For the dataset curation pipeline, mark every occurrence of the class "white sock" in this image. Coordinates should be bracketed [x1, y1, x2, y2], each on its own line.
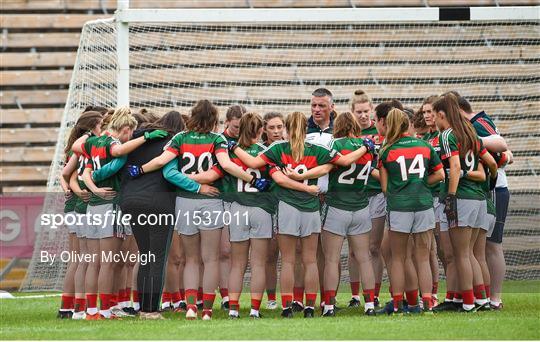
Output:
[161, 301, 170, 309]
[490, 299, 501, 306]
[172, 301, 181, 309]
[133, 302, 140, 311]
[475, 298, 488, 305]
[99, 309, 111, 318]
[222, 296, 229, 303]
[323, 304, 334, 313]
[250, 309, 259, 316]
[352, 295, 360, 300]
[463, 303, 475, 311]
[120, 301, 130, 308]
[365, 302, 374, 311]
[229, 309, 239, 317]
[87, 307, 98, 315]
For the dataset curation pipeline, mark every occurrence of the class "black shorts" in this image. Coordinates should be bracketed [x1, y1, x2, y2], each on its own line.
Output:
[487, 187, 510, 244]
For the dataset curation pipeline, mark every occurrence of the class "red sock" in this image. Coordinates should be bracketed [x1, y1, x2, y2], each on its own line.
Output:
[350, 281, 360, 297]
[162, 291, 172, 304]
[392, 293, 404, 311]
[422, 295, 433, 310]
[202, 293, 216, 310]
[86, 294, 98, 309]
[293, 287, 304, 303]
[229, 299, 239, 311]
[281, 294, 293, 309]
[432, 282, 439, 295]
[446, 291, 455, 301]
[219, 288, 229, 299]
[406, 289, 419, 306]
[267, 289, 276, 301]
[110, 294, 118, 307]
[462, 289, 474, 305]
[185, 289, 198, 309]
[305, 293, 317, 308]
[251, 298, 262, 311]
[61, 295, 74, 310]
[197, 287, 203, 302]
[362, 289, 374, 303]
[374, 282, 381, 298]
[99, 293, 112, 310]
[172, 291, 182, 304]
[325, 290, 336, 306]
[179, 289, 185, 301]
[118, 289, 127, 303]
[485, 285, 491, 299]
[473, 284, 487, 300]
[74, 297, 86, 312]
[132, 290, 139, 303]
[454, 292, 462, 301]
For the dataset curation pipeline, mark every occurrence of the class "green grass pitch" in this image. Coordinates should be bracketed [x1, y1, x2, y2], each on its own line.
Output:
[1, 281, 539, 340]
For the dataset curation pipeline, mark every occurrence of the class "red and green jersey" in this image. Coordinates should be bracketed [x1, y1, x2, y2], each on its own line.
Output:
[74, 152, 90, 214]
[379, 135, 443, 212]
[360, 124, 383, 195]
[439, 128, 488, 200]
[83, 134, 121, 206]
[63, 151, 77, 213]
[222, 142, 276, 214]
[165, 131, 227, 199]
[326, 137, 371, 211]
[261, 140, 339, 212]
[422, 130, 443, 197]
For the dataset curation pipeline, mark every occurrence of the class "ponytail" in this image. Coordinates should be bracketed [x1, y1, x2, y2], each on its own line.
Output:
[64, 111, 103, 158]
[286, 112, 307, 162]
[333, 112, 362, 139]
[238, 112, 263, 148]
[108, 106, 137, 132]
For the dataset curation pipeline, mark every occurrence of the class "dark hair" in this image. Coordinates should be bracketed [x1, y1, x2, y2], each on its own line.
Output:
[312, 88, 333, 102]
[65, 111, 103, 158]
[83, 105, 108, 115]
[187, 99, 219, 133]
[433, 93, 479, 158]
[403, 107, 415, 121]
[374, 99, 403, 121]
[226, 104, 247, 121]
[141, 110, 185, 135]
[412, 108, 427, 130]
[443, 90, 473, 114]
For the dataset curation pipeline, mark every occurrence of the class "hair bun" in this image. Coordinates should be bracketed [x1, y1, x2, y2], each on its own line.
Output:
[354, 89, 365, 96]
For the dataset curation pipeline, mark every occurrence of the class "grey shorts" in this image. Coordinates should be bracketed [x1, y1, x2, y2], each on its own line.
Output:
[86, 203, 125, 239]
[440, 198, 486, 231]
[229, 202, 273, 242]
[322, 205, 371, 237]
[74, 212, 87, 238]
[277, 201, 321, 237]
[433, 197, 444, 224]
[175, 197, 224, 236]
[388, 208, 435, 234]
[486, 213, 497, 238]
[65, 211, 78, 235]
[368, 192, 387, 219]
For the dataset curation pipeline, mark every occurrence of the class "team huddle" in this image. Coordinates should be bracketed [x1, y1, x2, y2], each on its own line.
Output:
[57, 87, 511, 320]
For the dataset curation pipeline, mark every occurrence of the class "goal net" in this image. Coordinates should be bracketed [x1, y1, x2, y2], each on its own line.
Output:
[21, 12, 539, 291]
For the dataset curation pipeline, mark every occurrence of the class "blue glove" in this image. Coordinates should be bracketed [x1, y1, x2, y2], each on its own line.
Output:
[362, 138, 376, 153]
[127, 165, 144, 178]
[227, 140, 238, 152]
[250, 177, 271, 192]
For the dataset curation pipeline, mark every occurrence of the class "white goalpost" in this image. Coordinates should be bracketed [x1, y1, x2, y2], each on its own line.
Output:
[21, 2, 540, 291]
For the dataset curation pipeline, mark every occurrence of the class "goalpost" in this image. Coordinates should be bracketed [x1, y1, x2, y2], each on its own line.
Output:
[21, 2, 539, 291]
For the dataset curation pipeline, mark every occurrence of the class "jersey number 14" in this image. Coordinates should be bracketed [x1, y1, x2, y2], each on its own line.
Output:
[396, 154, 426, 181]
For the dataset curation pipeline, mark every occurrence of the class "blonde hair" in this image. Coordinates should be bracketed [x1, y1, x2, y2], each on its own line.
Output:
[108, 106, 137, 132]
[238, 112, 263, 148]
[349, 89, 372, 111]
[379, 109, 409, 156]
[286, 112, 307, 162]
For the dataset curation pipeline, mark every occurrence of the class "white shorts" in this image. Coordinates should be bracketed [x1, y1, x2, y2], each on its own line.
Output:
[175, 197, 224, 236]
[86, 203, 126, 239]
[388, 208, 435, 234]
[368, 192, 387, 219]
[229, 202, 273, 242]
[433, 197, 443, 224]
[65, 211, 78, 235]
[440, 198, 486, 231]
[486, 213, 497, 237]
[322, 205, 371, 237]
[277, 201, 321, 237]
